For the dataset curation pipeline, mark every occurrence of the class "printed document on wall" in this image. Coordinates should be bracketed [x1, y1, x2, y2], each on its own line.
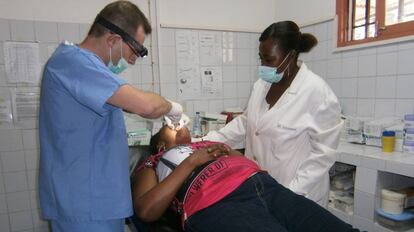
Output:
[3, 41, 41, 84]
[0, 89, 13, 123]
[177, 65, 201, 100]
[200, 66, 222, 98]
[12, 89, 40, 121]
[199, 31, 222, 66]
[176, 30, 199, 65]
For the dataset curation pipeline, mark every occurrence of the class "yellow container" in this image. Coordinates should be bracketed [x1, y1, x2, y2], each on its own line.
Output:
[382, 131, 396, 153]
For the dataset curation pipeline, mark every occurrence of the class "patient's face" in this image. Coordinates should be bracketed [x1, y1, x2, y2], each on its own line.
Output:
[159, 126, 191, 149]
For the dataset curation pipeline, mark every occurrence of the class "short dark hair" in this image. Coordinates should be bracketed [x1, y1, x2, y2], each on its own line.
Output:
[259, 21, 317, 54]
[88, 0, 152, 38]
[149, 131, 162, 155]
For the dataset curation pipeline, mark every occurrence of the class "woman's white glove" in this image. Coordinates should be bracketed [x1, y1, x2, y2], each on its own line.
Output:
[164, 100, 183, 128]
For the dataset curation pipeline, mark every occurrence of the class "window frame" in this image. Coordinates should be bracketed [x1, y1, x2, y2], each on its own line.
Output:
[337, 0, 414, 47]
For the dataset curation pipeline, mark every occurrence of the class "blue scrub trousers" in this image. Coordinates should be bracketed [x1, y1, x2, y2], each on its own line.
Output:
[184, 172, 360, 232]
[50, 218, 124, 232]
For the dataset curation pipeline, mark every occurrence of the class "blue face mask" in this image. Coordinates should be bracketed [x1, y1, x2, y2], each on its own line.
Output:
[258, 66, 283, 83]
[258, 51, 292, 83]
[108, 42, 128, 74]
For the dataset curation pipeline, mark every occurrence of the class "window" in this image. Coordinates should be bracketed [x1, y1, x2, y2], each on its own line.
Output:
[337, 0, 414, 47]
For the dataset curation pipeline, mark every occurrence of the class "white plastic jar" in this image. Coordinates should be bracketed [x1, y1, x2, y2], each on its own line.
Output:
[381, 189, 406, 215]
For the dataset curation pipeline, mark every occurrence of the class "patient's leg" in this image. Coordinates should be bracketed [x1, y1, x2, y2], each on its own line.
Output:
[255, 173, 360, 232]
[184, 173, 288, 232]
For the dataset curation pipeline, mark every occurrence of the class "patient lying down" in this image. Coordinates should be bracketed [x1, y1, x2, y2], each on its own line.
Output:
[131, 126, 359, 232]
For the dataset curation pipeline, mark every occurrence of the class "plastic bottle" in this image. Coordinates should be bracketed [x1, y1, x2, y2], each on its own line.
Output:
[192, 112, 202, 138]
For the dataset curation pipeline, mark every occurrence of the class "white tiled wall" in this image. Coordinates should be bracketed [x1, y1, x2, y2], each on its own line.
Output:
[303, 20, 414, 119]
[160, 19, 414, 120]
[0, 17, 153, 232]
[158, 28, 260, 118]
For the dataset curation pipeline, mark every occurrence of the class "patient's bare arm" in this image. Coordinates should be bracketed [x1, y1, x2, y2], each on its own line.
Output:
[132, 144, 229, 222]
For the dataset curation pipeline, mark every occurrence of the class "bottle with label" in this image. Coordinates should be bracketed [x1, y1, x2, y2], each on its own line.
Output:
[192, 112, 202, 138]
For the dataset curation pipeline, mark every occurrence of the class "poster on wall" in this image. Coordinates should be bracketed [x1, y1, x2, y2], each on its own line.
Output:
[3, 41, 41, 84]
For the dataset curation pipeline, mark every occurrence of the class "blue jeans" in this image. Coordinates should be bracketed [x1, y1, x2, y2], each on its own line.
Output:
[185, 172, 360, 232]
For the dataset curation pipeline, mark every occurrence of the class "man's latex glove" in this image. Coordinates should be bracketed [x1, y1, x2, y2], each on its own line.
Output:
[176, 113, 190, 130]
[164, 100, 183, 125]
[165, 113, 190, 130]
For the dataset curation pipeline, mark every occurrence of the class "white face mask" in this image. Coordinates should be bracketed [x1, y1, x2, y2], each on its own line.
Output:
[107, 40, 128, 74]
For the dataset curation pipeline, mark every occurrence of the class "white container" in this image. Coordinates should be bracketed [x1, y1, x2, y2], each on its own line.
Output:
[345, 116, 371, 131]
[364, 117, 400, 138]
[365, 136, 382, 147]
[381, 189, 406, 215]
[405, 128, 414, 142]
[364, 117, 401, 147]
[395, 139, 404, 152]
[403, 141, 414, 154]
[404, 114, 414, 129]
[387, 124, 405, 152]
[346, 129, 365, 144]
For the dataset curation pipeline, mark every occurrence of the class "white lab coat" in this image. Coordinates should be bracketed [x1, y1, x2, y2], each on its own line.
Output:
[204, 62, 343, 206]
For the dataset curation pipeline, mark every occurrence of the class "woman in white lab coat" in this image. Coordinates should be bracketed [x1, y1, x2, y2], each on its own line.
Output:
[204, 21, 343, 207]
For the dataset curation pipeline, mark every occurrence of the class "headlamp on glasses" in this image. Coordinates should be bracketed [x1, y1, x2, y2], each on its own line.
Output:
[96, 16, 148, 58]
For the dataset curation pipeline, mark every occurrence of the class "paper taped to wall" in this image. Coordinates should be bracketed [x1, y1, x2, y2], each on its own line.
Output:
[176, 30, 199, 65]
[13, 90, 40, 121]
[175, 30, 223, 100]
[199, 31, 222, 66]
[0, 89, 13, 123]
[4, 41, 41, 84]
[201, 66, 222, 96]
[177, 65, 201, 99]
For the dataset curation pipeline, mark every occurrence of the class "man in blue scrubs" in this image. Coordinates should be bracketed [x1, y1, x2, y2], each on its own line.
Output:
[38, 1, 185, 231]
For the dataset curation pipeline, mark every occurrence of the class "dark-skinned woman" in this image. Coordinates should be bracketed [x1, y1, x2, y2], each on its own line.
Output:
[204, 21, 343, 207]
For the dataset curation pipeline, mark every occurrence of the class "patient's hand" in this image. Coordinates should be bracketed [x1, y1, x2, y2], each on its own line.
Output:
[185, 144, 230, 168]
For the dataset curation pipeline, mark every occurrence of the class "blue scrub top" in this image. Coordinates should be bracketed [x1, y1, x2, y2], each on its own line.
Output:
[39, 42, 132, 221]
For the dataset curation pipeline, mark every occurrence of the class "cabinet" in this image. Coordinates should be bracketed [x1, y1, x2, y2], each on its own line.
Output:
[329, 141, 414, 231]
